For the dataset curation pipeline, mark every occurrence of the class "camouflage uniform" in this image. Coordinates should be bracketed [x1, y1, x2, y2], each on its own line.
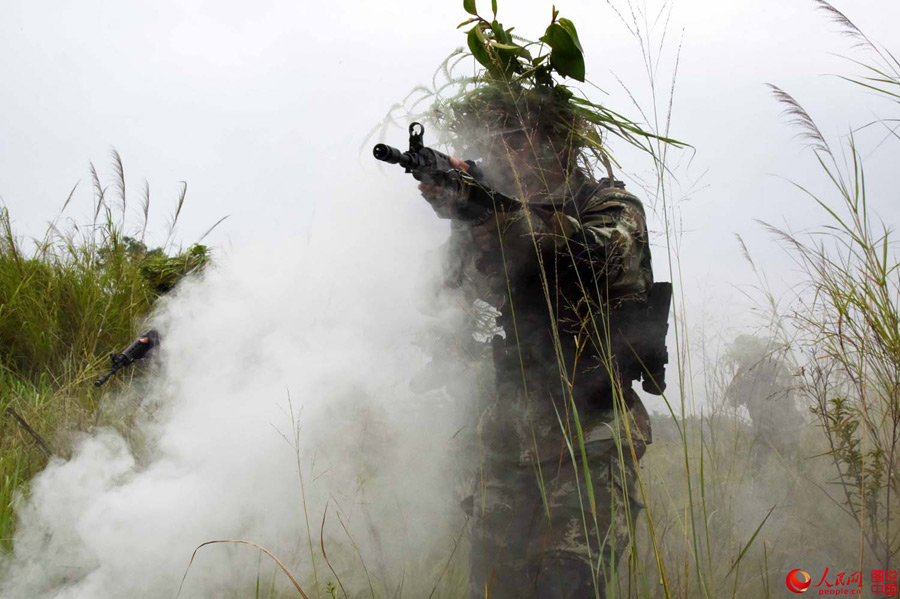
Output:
[430, 169, 654, 598]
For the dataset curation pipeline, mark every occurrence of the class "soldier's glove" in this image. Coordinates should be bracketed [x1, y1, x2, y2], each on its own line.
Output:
[535, 214, 623, 280]
[533, 209, 581, 253]
[565, 227, 624, 281]
[418, 169, 490, 222]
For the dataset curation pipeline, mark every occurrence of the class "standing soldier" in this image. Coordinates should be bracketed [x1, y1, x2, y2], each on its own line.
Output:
[376, 8, 672, 597]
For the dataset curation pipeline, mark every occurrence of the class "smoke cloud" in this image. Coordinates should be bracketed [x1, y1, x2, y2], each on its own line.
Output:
[0, 177, 479, 598]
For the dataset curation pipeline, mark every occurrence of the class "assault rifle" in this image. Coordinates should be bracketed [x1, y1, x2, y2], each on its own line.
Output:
[95, 329, 159, 387]
[373, 122, 536, 218]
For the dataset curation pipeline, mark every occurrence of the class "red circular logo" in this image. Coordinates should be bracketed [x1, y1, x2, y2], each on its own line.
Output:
[787, 569, 811, 593]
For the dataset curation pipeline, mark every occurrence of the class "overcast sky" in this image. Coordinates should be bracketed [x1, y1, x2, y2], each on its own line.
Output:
[2, 0, 899, 348]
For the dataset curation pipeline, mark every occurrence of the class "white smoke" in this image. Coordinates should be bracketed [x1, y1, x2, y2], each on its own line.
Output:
[0, 179, 479, 598]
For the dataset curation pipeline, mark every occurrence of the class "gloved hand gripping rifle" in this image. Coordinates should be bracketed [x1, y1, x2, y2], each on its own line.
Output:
[95, 329, 159, 387]
[373, 122, 529, 220]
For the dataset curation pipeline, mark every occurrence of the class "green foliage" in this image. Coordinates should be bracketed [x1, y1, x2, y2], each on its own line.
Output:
[138, 240, 209, 295]
[818, 397, 886, 521]
[461, 3, 583, 84]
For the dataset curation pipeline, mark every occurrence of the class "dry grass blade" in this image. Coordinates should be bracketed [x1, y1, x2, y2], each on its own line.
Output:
[140, 180, 151, 242]
[812, 0, 871, 49]
[61, 181, 79, 214]
[90, 162, 105, 223]
[111, 148, 126, 214]
[174, 181, 187, 224]
[165, 181, 188, 248]
[722, 505, 775, 581]
[320, 504, 348, 599]
[735, 234, 757, 274]
[426, 516, 469, 599]
[5, 408, 52, 457]
[176, 539, 310, 599]
[334, 510, 376, 599]
[38, 181, 80, 251]
[198, 215, 230, 242]
[767, 84, 830, 154]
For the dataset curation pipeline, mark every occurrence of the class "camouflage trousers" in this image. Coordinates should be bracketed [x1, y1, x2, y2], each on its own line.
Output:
[468, 390, 651, 599]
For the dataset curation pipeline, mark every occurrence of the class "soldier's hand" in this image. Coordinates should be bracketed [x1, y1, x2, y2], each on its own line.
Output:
[533, 208, 581, 253]
[418, 157, 473, 219]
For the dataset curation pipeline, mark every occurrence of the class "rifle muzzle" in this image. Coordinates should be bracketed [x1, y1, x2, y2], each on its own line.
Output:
[373, 144, 425, 170]
[372, 143, 400, 163]
[95, 371, 115, 387]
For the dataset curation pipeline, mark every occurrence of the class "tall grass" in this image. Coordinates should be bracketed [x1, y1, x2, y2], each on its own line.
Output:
[622, 1, 900, 597]
[0, 152, 211, 551]
[763, 1, 900, 571]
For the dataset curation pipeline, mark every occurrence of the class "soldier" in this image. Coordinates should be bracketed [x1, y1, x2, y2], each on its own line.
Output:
[415, 86, 662, 598]
[724, 335, 803, 459]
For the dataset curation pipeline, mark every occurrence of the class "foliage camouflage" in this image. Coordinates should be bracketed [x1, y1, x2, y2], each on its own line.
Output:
[448, 1, 682, 162]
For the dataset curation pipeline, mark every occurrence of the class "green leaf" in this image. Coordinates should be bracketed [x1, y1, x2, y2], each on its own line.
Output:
[463, 0, 477, 16]
[493, 39, 531, 71]
[485, 22, 527, 77]
[539, 22, 585, 81]
[556, 18, 583, 52]
[491, 0, 497, 18]
[489, 41, 521, 51]
[554, 84, 574, 101]
[467, 25, 494, 72]
[491, 19, 510, 43]
[457, 17, 479, 29]
[534, 64, 553, 86]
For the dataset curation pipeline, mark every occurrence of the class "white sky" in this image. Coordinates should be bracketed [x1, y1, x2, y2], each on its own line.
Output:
[2, 0, 899, 356]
